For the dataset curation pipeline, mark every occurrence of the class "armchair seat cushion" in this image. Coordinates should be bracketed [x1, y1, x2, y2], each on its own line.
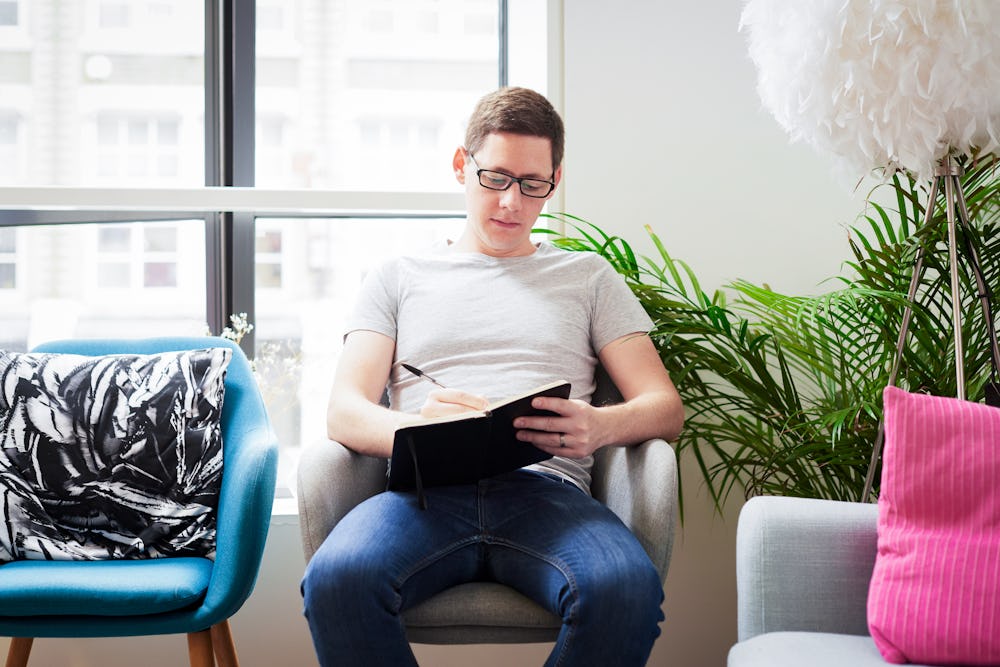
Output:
[0, 557, 212, 616]
[728, 632, 936, 667]
[404, 582, 560, 644]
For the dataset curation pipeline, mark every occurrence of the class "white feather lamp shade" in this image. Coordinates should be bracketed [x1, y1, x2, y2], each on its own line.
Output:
[740, 0, 1000, 182]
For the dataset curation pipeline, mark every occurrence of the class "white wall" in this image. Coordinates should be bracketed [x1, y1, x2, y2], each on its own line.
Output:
[559, 1, 872, 666]
[1, 2, 879, 666]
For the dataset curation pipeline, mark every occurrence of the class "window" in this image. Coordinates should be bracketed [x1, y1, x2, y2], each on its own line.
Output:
[0, 0, 550, 503]
[0, 112, 19, 182]
[0, 0, 16, 26]
[255, 0, 499, 192]
[96, 223, 182, 289]
[5, 1, 207, 187]
[98, 2, 130, 29]
[255, 225, 283, 289]
[0, 221, 206, 347]
[0, 227, 16, 289]
[95, 114, 183, 183]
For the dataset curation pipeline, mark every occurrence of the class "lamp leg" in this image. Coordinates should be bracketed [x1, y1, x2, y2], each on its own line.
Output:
[943, 169, 966, 399]
[952, 174, 1000, 376]
[861, 175, 939, 502]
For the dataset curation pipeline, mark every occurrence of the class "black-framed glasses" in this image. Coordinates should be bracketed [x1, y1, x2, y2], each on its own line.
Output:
[467, 152, 555, 199]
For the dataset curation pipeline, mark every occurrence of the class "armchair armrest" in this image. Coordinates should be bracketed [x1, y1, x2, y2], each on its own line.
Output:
[297, 440, 387, 562]
[736, 496, 878, 641]
[590, 438, 677, 583]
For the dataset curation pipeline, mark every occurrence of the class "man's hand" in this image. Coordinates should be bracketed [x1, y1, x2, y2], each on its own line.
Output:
[420, 388, 490, 418]
[513, 396, 606, 459]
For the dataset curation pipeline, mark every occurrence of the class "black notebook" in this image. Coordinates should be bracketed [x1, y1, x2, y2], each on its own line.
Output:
[387, 380, 571, 506]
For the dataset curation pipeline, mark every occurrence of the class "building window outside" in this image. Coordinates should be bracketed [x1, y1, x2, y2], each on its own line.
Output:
[0, 0, 18, 27]
[0, 227, 16, 289]
[97, 1, 130, 29]
[255, 225, 283, 290]
[96, 223, 180, 290]
[95, 113, 184, 183]
[0, 112, 20, 183]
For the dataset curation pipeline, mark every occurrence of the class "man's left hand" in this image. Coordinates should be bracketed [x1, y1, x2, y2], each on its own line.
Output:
[513, 397, 605, 458]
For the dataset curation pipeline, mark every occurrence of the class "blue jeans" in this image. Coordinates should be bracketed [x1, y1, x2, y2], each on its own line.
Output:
[301, 470, 664, 667]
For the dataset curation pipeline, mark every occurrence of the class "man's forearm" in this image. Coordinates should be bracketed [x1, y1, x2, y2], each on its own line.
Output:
[326, 393, 406, 458]
[598, 389, 684, 448]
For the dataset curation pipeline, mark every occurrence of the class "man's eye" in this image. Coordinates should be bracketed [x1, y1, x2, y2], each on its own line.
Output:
[485, 174, 510, 187]
[521, 180, 547, 194]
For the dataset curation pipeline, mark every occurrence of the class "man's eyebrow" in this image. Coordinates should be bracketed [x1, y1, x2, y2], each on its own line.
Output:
[484, 164, 551, 179]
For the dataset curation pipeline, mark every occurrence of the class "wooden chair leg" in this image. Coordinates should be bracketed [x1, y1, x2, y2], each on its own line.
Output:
[187, 629, 215, 667]
[210, 620, 239, 667]
[5, 638, 33, 667]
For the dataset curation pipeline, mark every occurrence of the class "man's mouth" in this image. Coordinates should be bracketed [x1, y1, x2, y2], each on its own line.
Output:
[491, 218, 520, 229]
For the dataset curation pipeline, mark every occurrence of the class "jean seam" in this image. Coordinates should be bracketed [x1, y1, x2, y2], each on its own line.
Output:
[486, 536, 579, 666]
[391, 535, 483, 592]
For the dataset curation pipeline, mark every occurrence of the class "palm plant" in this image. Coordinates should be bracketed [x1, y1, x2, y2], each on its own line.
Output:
[543, 155, 1000, 513]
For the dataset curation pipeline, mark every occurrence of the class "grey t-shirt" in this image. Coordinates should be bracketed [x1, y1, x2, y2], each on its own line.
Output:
[346, 240, 653, 492]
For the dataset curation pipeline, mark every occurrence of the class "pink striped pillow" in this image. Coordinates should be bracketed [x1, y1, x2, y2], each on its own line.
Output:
[868, 386, 1000, 665]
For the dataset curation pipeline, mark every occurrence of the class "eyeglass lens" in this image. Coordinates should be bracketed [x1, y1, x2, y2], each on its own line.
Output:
[477, 170, 552, 198]
[468, 151, 553, 198]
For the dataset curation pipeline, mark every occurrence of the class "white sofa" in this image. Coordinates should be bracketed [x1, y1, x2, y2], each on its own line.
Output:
[727, 496, 936, 667]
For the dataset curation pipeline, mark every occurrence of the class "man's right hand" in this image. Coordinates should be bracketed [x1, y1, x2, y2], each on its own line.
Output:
[420, 388, 490, 418]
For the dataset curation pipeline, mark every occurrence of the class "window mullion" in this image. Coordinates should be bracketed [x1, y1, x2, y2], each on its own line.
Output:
[205, 0, 255, 351]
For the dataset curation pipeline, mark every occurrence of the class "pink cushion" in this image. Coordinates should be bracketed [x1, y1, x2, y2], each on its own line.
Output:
[868, 386, 1000, 665]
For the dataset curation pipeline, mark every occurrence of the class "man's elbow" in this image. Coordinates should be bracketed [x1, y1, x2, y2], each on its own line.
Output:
[660, 394, 685, 442]
[325, 397, 349, 443]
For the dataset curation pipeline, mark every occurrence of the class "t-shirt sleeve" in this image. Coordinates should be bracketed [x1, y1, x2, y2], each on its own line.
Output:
[588, 255, 654, 352]
[344, 261, 399, 341]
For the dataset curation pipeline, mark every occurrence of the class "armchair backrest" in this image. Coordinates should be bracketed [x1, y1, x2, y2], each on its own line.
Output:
[29, 336, 279, 626]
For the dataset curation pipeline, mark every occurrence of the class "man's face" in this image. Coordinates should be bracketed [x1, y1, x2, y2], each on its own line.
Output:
[453, 132, 561, 257]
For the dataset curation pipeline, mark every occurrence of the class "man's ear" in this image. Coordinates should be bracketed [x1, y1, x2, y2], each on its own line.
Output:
[453, 147, 467, 184]
[547, 165, 563, 199]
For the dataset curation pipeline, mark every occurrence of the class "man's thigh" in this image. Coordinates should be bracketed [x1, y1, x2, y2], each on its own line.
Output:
[306, 484, 485, 609]
[479, 472, 660, 614]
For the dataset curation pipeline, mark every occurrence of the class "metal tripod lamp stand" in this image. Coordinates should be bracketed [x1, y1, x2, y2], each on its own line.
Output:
[861, 156, 1000, 501]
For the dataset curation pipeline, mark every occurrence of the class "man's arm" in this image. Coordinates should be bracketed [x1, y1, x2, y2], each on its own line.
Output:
[325, 330, 401, 458]
[514, 332, 683, 457]
[327, 330, 491, 458]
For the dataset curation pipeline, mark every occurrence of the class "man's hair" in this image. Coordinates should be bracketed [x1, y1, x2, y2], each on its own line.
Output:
[465, 87, 565, 171]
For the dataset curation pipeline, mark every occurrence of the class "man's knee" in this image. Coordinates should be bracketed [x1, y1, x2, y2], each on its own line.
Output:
[572, 553, 663, 626]
[302, 533, 394, 615]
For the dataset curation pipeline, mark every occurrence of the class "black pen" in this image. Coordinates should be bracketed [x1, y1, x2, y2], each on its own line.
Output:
[401, 363, 448, 389]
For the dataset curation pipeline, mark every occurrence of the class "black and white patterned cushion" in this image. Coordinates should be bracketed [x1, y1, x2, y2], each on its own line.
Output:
[0, 347, 230, 561]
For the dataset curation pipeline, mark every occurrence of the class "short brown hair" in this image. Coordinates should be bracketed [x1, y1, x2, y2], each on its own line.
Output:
[464, 87, 564, 170]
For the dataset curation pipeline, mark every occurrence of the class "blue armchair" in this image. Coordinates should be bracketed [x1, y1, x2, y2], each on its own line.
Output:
[0, 337, 279, 667]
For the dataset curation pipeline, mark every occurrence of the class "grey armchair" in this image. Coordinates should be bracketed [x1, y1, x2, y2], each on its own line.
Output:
[297, 378, 677, 644]
[727, 496, 936, 667]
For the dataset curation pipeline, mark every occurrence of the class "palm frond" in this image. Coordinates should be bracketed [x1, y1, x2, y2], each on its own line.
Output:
[541, 154, 1000, 515]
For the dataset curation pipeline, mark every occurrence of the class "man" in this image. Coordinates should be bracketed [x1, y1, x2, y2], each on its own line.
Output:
[302, 87, 684, 666]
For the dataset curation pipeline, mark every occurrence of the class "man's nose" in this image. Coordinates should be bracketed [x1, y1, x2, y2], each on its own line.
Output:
[499, 185, 523, 210]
